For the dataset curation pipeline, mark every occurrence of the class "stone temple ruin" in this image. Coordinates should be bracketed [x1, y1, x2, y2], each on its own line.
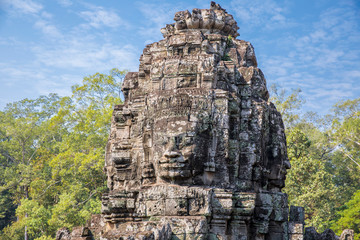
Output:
[56, 2, 354, 240]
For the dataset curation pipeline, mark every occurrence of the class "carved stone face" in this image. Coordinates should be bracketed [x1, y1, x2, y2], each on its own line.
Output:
[153, 117, 211, 183]
[148, 92, 212, 184]
[156, 131, 194, 180]
[213, 9, 225, 30]
[188, 9, 201, 29]
[268, 147, 291, 190]
[279, 157, 291, 187]
[200, 9, 215, 29]
[174, 11, 187, 30]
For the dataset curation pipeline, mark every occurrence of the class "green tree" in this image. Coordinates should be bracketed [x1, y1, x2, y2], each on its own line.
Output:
[331, 98, 360, 174]
[329, 98, 360, 238]
[0, 94, 61, 239]
[0, 189, 16, 231]
[269, 84, 304, 130]
[0, 68, 126, 239]
[269, 86, 355, 232]
[45, 69, 125, 231]
[332, 190, 360, 240]
[284, 128, 337, 231]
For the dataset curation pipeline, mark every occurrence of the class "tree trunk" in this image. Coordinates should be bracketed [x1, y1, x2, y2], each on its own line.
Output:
[24, 186, 28, 240]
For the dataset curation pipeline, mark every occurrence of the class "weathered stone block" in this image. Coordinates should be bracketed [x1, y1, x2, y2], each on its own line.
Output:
[288, 222, 303, 234]
[272, 207, 289, 222]
[289, 233, 303, 240]
[146, 200, 165, 216]
[289, 206, 305, 223]
[165, 198, 188, 216]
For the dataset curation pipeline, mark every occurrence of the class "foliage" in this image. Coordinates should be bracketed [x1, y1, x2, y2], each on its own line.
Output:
[329, 98, 360, 239]
[0, 189, 16, 231]
[269, 84, 304, 130]
[331, 98, 360, 170]
[226, 35, 233, 47]
[284, 127, 337, 231]
[0, 68, 126, 239]
[222, 53, 231, 61]
[271, 87, 360, 235]
[331, 190, 360, 239]
[0, 73, 359, 238]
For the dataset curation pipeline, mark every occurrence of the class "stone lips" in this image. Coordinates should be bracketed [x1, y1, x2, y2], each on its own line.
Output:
[56, 2, 352, 240]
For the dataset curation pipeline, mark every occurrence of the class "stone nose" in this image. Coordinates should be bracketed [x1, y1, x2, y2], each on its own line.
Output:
[164, 151, 181, 158]
[167, 136, 180, 151]
[284, 160, 291, 169]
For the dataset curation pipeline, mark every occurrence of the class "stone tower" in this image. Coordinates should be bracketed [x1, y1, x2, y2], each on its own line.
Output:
[57, 2, 310, 240]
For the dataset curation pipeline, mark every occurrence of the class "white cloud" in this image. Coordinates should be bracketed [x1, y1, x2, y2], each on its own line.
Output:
[345, 70, 360, 78]
[0, 62, 80, 108]
[41, 11, 53, 19]
[0, 63, 46, 86]
[0, 1, 141, 109]
[313, 49, 344, 67]
[307, 88, 354, 101]
[314, 7, 360, 42]
[255, 1, 360, 114]
[0, 37, 22, 46]
[32, 38, 139, 72]
[136, 2, 181, 40]
[289, 6, 359, 71]
[56, 0, 72, 7]
[33, 75, 80, 97]
[1, 0, 43, 14]
[1, 0, 63, 40]
[0, 36, 139, 107]
[34, 19, 62, 38]
[79, 7, 128, 29]
[230, 0, 292, 29]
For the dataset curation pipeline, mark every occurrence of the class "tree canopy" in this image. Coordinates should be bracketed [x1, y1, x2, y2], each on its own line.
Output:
[272, 85, 360, 237]
[0, 75, 359, 239]
[0, 69, 126, 240]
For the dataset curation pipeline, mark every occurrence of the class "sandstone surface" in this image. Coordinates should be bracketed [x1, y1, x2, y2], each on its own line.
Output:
[56, 2, 353, 240]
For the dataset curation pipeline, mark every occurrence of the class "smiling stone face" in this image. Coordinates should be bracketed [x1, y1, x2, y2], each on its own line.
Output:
[154, 125, 212, 183]
[174, 11, 187, 30]
[156, 132, 195, 181]
[147, 91, 213, 184]
[200, 9, 215, 29]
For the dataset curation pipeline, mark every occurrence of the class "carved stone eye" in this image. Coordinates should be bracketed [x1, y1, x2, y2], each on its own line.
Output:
[115, 114, 126, 124]
[182, 136, 193, 147]
[161, 136, 169, 146]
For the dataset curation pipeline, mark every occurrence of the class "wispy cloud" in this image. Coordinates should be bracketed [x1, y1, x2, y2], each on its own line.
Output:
[0, 63, 46, 86]
[136, 2, 175, 39]
[34, 19, 62, 38]
[32, 40, 138, 71]
[135, 1, 200, 42]
[0, 62, 80, 103]
[1, 0, 62, 40]
[230, 0, 293, 29]
[79, 7, 129, 29]
[253, 1, 360, 114]
[1, 0, 43, 15]
[0, 0, 139, 109]
[290, 6, 360, 73]
[56, 0, 72, 7]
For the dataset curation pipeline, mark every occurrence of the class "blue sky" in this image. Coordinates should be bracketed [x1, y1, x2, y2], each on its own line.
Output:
[0, 0, 359, 114]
